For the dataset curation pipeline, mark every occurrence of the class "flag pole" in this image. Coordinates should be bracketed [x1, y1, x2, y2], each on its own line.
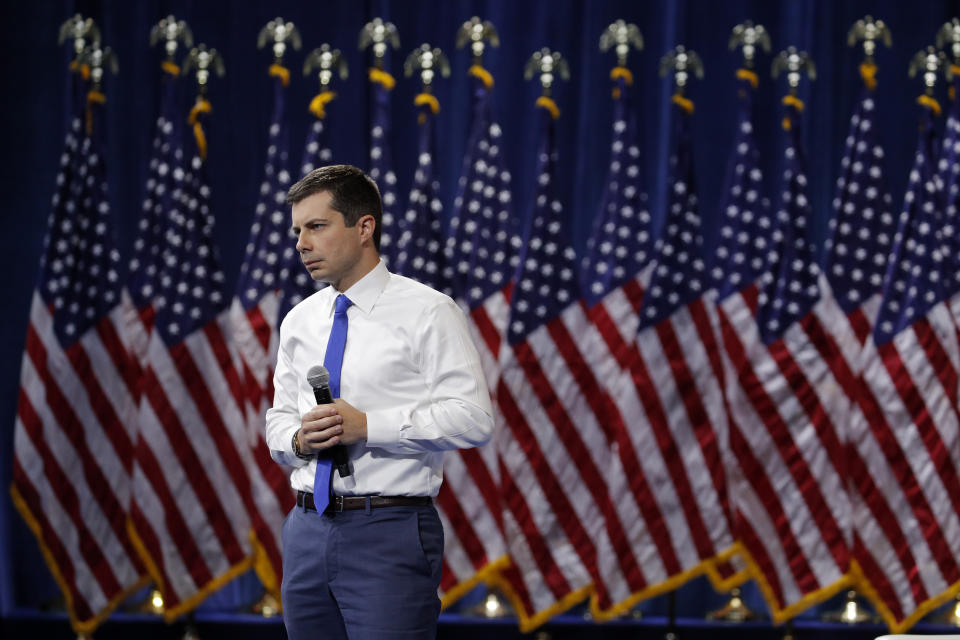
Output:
[244, 17, 301, 618]
[707, 21, 770, 624]
[440, 15, 515, 616]
[818, 16, 892, 627]
[359, 18, 401, 266]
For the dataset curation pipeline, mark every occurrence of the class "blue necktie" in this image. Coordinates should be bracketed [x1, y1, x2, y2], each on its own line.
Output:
[313, 294, 352, 513]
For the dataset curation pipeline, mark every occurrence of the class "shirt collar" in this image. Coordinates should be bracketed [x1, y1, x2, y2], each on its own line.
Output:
[327, 259, 389, 316]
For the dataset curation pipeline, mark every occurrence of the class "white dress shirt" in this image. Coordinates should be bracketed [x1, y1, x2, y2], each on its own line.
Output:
[265, 260, 494, 496]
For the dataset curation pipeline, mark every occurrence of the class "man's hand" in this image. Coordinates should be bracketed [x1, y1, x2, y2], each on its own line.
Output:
[331, 398, 367, 445]
[297, 399, 367, 453]
[298, 404, 343, 453]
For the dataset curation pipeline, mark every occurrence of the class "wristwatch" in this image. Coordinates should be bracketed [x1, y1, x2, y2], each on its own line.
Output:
[292, 429, 313, 460]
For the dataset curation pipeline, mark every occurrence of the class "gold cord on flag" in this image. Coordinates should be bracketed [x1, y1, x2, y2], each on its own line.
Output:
[85, 90, 105, 136]
[368, 68, 395, 91]
[781, 94, 805, 130]
[268, 63, 290, 87]
[468, 64, 494, 89]
[859, 62, 877, 90]
[672, 93, 694, 114]
[188, 97, 212, 160]
[610, 66, 633, 98]
[69, 60, 91, 80]
[414, 93, 440, 115]
[536, 95, 560, 119]
[917, 94, 942, 116]
[736, 68, 759, 89]
[161, 61, 180, 77]
[611, 66, 634, 85]
[308, 91, 337, 119]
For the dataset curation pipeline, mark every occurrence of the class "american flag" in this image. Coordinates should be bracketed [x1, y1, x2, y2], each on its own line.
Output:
[128, 66, 185, 335]
[12, 77, 147, 634]
[848, 98, 960, 632]
[581, 68, 705, 617]
[580, 69, 653, 308]
[392, 96, 451, 296]
[706, 70, 775, 593]
[601, 95, 736, 616]
[701, 70, 785, 594]
[293, 79, 335, 311]
[494, 97, 629, 630]
[300, 91, 335, 177]
[940, 75, 960, 341]
[437, 67, 513, 606]
[719, 95, 854, 621]
[229, 66, 306, 601]
[825, 75, 896, 335]
[819, 69, 903, 625]
[578, 67, 652, 423]
[129, 100, 265, 618]
[368, 69, 400, 266]
[711, 72, 773, 302]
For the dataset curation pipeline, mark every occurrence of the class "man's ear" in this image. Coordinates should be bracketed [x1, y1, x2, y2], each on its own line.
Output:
[357, 214, 377, 244]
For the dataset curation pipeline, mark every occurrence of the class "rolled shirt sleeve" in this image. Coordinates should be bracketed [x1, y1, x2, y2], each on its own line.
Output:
[265, 320, 311, 469]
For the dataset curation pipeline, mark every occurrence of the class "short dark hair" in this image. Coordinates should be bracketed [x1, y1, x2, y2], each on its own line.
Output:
[286, 164, 383, 250]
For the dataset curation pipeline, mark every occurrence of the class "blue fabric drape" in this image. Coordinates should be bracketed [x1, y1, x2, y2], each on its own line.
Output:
[4, 0, 960, 618]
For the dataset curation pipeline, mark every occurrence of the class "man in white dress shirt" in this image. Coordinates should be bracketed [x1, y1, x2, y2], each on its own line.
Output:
[265, 164, 494, 640]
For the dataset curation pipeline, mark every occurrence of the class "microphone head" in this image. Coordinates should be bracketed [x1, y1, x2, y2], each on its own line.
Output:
[306, 365, 330, 389]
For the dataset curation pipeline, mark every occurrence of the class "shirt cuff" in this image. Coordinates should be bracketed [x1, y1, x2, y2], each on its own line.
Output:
[282, 425, 311, 468]
[365, 408, 402, 448]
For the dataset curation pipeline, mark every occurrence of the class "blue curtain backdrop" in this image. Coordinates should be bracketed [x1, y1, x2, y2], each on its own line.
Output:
[4, 0, 960, 622]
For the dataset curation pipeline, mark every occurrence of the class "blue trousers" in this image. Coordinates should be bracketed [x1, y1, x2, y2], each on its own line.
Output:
[281, 500, 443, 640]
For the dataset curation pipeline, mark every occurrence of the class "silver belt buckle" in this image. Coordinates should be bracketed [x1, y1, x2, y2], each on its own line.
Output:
[333, 495, 344, 512]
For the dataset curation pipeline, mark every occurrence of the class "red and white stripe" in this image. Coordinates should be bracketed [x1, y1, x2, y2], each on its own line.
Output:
[582, 276, 656, 615]
[130, 309, 273, 617]
[847, 300, 960, 630]
[598, 294, 737, 614]
[948, 291, 960, 400]
[229, 295, 296, 596]
[717, 282, 853, 619]
[13, 293, 146, 631]
[495, 293, 641, 629]
[436, 285, 511, 603]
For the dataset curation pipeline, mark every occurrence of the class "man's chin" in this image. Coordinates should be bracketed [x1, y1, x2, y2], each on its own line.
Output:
[306, 267, 333, 283]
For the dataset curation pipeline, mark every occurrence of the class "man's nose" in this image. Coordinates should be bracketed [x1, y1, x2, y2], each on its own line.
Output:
[295, 230, 307, 252]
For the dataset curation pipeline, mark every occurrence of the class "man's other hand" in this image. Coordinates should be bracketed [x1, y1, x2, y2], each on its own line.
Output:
[298, 399, 367, 452]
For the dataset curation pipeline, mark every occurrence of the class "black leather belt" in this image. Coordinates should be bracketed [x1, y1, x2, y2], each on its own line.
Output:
[297, 491, 432, 513]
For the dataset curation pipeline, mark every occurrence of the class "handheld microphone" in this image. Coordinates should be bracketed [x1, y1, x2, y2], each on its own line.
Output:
[306, 365, 351, 477]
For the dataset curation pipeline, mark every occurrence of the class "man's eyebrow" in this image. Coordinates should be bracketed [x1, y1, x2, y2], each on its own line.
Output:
[290, 216, 326, 232]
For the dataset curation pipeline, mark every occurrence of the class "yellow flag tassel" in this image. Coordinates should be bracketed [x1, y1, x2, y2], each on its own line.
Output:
[672, 93, 694, 114]
[368, 68, 396, 91]
[269, 64, 290, 87]
[917, 94, 942, 117]
[859, 62, 877, 91]
[309, 91, 337, 119]
[161, 61, 180, 77]
[610, 67, 634, 99]
[188, 97, 213, 160]
[414, 93, 440, 115]
[468, 65, 494, 89]
[781, 95, 804, 130]
[85, 90, 106, 136]
[736, 68, 759, 89]
[536, 96, 560, 119]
